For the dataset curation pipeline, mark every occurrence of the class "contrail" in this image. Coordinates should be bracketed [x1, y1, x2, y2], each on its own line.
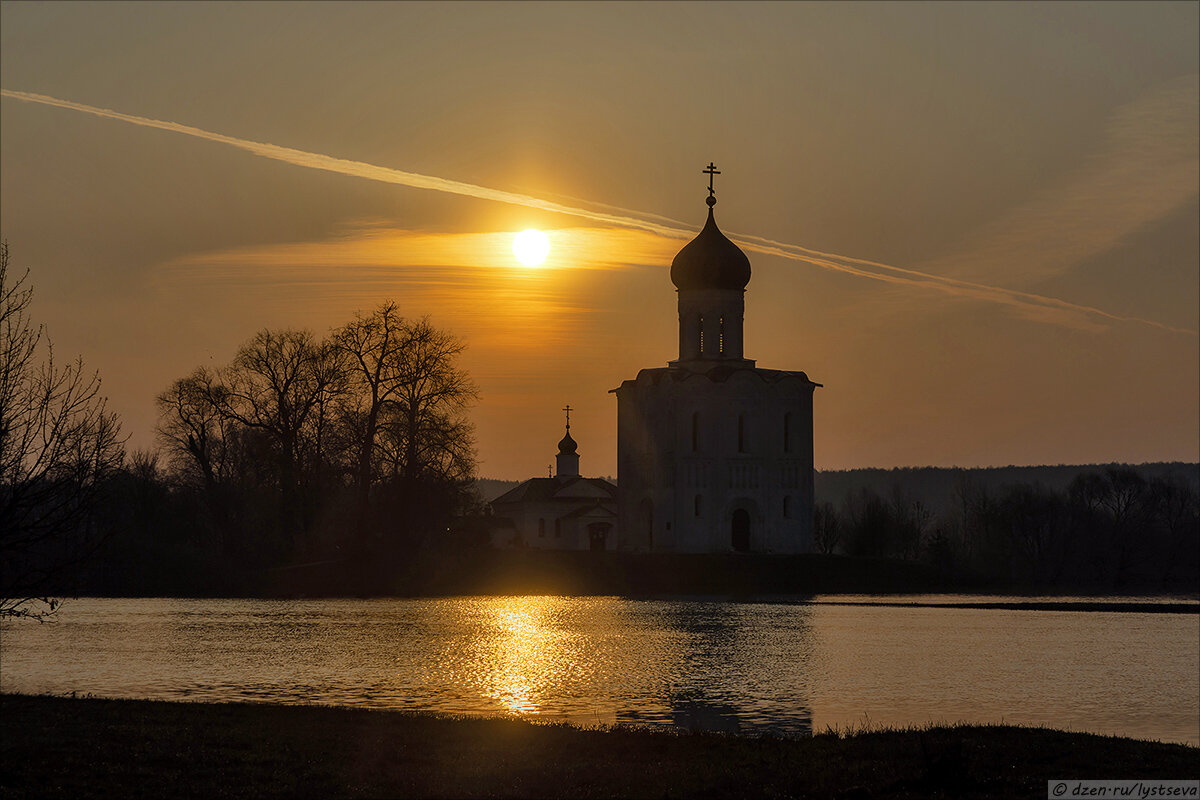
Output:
[3, 88, 1192, 336]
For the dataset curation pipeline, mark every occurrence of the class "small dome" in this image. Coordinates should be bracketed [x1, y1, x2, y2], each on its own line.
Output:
[670, 208, 751, 291]
[558, 430, 577, 455]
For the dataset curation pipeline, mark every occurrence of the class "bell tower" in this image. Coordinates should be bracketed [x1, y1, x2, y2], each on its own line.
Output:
[668, 162, 754, 371]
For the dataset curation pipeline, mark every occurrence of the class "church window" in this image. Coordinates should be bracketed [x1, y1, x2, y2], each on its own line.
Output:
[719, 316, 725, 355]
[698, 315, 705, 354]
[554, 519, 562, 538]
[538, 518, 545, 537]
[691, 412, 699, 452]
[694, 495, 702, 516]
[737, 414, 746, 453]
[784, 412, 792, 453]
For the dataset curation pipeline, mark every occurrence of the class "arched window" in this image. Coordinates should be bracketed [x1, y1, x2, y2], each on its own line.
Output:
[538, 518, 546, 537]
[783, 496, 792, 518]
[691, 411, 699, 452]
[784, 412, 792, 453]
[737, 413, 746, 453]
[694, 495, 702, 517]
[698, 314, 705, 354]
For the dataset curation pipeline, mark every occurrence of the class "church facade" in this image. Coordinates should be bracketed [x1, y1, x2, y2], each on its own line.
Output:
[612, 167, 820, 553]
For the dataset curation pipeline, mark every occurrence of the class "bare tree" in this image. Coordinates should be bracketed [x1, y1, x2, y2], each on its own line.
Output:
[375, 317, 477, 486]
[207, 329, 345, 544]
[337, 310, 477, 546]
[0, 242, 124, 618]
[813, 501, 841, 555]
[333, 302, 410, 544]
[156, 368, 230, 493]
[155, 367, 240, 552]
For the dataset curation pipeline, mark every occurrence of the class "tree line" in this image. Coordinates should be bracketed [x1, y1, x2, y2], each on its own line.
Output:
[813, 466, 1200, 592]
[2, 244, 481, 612]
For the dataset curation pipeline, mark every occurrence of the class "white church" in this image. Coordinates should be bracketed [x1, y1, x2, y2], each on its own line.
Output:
[491, 165, 819, 554]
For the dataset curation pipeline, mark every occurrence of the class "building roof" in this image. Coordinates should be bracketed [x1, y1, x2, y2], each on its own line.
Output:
[670, 207, 751, 291]
[491, 475, 617, 506]
[611, 365, 821, 393]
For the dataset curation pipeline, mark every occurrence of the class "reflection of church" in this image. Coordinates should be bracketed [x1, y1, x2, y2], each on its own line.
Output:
[491, 165, 818, 554]
[613, 165, 819, 553]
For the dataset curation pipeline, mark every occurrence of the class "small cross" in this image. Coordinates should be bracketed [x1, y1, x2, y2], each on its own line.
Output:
[703, 162, 720, 198]
[562, 404, 573, 429]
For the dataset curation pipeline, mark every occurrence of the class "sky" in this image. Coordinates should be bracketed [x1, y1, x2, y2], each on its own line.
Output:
[1, 1, 1196, 480]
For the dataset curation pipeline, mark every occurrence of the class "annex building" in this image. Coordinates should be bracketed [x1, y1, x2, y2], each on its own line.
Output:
[489, 412, 618, 551]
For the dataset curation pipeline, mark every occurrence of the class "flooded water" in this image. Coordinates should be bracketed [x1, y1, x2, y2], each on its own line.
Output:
[1, 596, 1196, 744]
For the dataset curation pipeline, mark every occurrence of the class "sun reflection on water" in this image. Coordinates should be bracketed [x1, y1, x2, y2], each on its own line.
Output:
[480, 596, 576, 716]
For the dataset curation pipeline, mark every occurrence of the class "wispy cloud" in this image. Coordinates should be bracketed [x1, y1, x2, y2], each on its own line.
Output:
[163, 224, 678, 274]
[3, 88, 1192, 336]
[921, 74, 1199, 288]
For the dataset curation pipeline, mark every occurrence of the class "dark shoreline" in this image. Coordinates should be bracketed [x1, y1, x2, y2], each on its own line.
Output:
[2, 695, 1196, 799]
[43, 594, 1200, 615]
[69, 549, 1200, 602]
[804, 600, 1200, 614]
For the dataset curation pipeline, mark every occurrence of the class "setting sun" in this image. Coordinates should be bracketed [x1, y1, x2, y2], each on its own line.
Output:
[513, 229, 550, 267]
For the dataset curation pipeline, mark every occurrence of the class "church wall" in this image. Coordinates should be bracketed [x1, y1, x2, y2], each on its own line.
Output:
[492, 498, 618, 551]
[615, 368, 815, 554]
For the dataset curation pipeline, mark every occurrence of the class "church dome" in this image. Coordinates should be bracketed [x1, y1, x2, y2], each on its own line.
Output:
[558, 429, 578, 455]
[670, 206, 751, 291]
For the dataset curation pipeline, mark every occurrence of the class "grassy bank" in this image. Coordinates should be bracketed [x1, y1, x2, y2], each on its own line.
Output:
[2, 695, 1195, 799]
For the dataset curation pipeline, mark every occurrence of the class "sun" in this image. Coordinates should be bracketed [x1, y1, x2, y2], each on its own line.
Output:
[512, 229, 550, 267]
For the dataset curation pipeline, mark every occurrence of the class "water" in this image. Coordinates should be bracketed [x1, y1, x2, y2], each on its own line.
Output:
[2, 596, 1197, 744]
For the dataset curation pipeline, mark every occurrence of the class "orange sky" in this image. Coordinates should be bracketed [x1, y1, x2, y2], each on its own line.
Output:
[2, 2, 1196, 479]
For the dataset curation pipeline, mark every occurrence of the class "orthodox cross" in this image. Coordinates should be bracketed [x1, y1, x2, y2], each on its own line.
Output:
[703, 162, 721, 200]
[562, 404, 573, 429]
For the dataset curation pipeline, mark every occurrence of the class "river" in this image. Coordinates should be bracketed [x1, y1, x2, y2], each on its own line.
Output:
[1, 595, 1196, 744]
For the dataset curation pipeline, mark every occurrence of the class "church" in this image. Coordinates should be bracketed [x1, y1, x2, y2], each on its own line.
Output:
[612, 164, 820, 553]
[489, 165, 818, 555]
[489, 410, 618, 551]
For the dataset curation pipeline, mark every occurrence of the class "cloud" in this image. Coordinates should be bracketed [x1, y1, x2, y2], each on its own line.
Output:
[162, 224, 679, 274]
[3, 88, 1192, 336]
[920, 75, 1199, 289]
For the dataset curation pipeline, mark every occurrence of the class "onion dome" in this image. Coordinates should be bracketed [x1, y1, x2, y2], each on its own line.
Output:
[670, 205, 751, 291]
[557, 429, 577, 455]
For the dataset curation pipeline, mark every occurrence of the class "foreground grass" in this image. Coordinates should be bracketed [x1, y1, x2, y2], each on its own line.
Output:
[1, 695, 1195, 799]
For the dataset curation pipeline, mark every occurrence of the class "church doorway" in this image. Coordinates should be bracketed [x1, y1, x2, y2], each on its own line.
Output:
[731, 508, 751, 552]
[588, 523, 611, 552]
[639, 499, 654, 551]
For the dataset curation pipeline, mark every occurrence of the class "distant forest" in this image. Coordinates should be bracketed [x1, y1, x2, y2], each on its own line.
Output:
[808, 462, 1198, 592]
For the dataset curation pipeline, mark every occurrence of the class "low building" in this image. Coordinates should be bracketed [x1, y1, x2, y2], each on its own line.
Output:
[490, 416, 618, 551]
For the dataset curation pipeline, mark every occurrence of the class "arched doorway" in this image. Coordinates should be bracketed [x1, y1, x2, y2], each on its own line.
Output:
[731, 508, 751, 552]
[639, 499, 654, 551]
[588, 523, 611, 552]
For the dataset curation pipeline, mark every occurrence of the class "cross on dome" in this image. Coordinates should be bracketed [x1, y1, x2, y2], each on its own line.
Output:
[703, 162, 720, 207]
